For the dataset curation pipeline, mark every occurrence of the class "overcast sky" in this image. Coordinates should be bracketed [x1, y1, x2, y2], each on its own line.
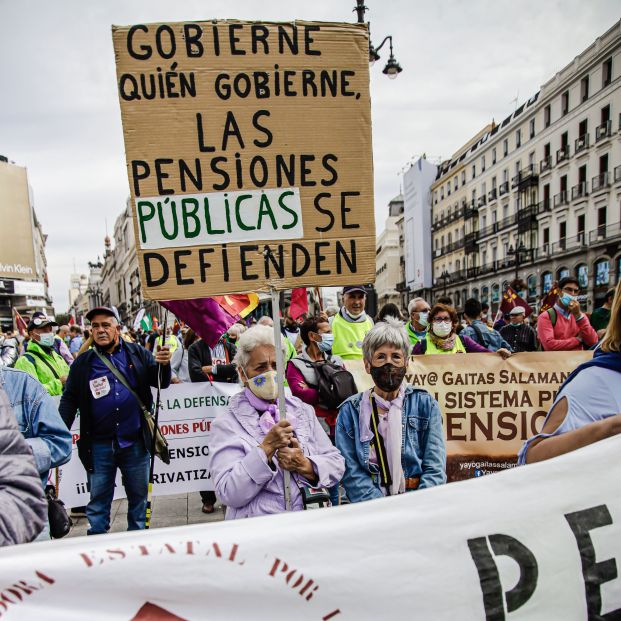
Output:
[1, 0, 619, 310]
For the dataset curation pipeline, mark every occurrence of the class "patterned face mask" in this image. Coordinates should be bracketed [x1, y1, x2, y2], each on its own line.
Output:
[370, 363, 406, 392]
[244, 369, 278, 401]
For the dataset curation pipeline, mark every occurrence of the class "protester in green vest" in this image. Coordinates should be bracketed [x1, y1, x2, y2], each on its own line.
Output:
[14, 312, 70, 396]
[156, 327, 179, 354]
[406, 297, 431, 347]
[332, 286, 374, 360]
[412, 304, 511, 358]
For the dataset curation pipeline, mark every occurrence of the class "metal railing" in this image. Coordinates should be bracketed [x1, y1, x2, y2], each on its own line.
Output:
[595, 120, 612, 142]
[556, 146, 570, 164]
[591, 172, 610, 193]
[487, 188, 497, 202]
[554, 191, 569, 207]
[540, 155, 552, 173]
[574, 134, 589, 154]
[571, 182, 588, 201]
[499, 181, 509, 196]
[614, 165, 621, 183]
[588, 221, 621, 244]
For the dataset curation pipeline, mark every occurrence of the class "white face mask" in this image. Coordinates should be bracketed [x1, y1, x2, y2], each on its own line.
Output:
[417, 311, 429, 328]
[37, 332, 56, 348]
[432, 321, 453, 338]
[243, 369, 278, 401]
[347, 310, 364, 320]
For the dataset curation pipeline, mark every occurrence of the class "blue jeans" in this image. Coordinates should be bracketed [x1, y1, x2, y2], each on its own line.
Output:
[86, 439, 150, 535]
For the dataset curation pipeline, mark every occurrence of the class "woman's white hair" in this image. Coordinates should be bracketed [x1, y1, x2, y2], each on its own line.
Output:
[362, 316, 411, 363]
[233, 325, 286, 369]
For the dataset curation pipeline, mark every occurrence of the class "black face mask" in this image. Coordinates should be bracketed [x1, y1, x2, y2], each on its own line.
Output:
[370, 363, 406, 392]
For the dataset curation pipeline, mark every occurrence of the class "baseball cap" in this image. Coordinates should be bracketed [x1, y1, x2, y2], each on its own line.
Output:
[86, 306, 120, 322]
[342, 285, 368, 295]
[27, 311, 58, 331]
[509, 306, 526, 316]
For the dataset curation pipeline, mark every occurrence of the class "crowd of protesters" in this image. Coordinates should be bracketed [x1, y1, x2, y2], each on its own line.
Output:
[0, 277, 618, 543]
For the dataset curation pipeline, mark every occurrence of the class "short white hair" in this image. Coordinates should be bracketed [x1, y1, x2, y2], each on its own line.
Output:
[257, 316, 273, 327]
[227, 323, 246, 338]
[233, 325, 286, 368]
[362, 317, 411, 363]
[407, 297, 427, 315]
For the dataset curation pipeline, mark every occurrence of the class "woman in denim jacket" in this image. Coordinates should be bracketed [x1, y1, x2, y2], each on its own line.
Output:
[336, 318, 446, 503]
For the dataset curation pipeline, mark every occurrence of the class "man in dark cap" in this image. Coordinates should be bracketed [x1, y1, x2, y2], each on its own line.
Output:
[14, 312, 70, 396]
[59, 306, 172, 535]
[331, 286, 374, 360]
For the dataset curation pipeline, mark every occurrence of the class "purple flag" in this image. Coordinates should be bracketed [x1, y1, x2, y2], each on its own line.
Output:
[160, 298, 237, 348]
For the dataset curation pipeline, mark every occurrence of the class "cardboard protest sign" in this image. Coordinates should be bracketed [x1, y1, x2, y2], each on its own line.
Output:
[58, 383, 239, 507]
[112, 21, 375, 300]
[3, 435, 620, 619]
[346, 351, 590, 481]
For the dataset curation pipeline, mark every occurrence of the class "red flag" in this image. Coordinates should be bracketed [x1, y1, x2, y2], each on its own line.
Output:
[68, 315, 75, 326]
[289, 288, 308, 321]
[13, 308, 28, 335]
[499, 286, 532, 317]
[152, 315, 159, 330]
[540, 283, 560, 313]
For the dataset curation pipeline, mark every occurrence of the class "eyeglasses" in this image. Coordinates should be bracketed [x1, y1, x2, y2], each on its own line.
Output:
[432, 316, 451, 323]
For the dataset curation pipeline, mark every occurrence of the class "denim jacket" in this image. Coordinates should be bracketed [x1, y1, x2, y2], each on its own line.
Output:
[335, 385, 446, 503]
[0, 366, 72, 485]
[460, 320, 512, 352]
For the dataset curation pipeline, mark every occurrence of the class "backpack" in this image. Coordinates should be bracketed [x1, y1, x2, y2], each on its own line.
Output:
[309, 360, 358, 409]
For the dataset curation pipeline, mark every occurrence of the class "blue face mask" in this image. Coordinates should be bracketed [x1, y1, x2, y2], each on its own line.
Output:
[560, 293, 576, 307]
[317, 333, 334, 352]
[417, 312, 429, 328]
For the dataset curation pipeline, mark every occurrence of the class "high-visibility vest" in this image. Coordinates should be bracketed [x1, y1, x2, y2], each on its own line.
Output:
[156, 334, 179, 353]
[424, 335, 467, 355]
[331, 313, 373, 360]
[406, 322, 426, 346]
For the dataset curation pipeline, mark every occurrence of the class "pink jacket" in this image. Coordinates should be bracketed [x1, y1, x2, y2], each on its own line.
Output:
[537, 307, 598, 351]
[209, 390, 344, 519]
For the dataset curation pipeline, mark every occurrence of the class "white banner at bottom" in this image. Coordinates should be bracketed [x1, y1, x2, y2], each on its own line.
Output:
[57, 383, 240, 507]
[1, 434, 619, 620]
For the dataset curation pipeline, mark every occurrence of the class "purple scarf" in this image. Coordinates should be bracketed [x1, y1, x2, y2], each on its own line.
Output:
[359, 384, 406, 495]
[243, 388, 298, 435]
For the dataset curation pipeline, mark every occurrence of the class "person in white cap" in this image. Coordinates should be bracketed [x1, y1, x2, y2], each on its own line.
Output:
[500, 307, 538, 352]
[331, 286, 374, 360]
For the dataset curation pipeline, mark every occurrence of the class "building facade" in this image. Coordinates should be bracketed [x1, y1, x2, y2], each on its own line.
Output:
[430, 21, 621, 314]
[375, 195, 404, 308]
[0, 157, 53, 330]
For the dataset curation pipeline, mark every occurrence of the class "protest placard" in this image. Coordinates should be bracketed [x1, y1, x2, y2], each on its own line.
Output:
[112, 21, 375, 300]
[3, 435, 620, 620]
[347, 351, 591, 481]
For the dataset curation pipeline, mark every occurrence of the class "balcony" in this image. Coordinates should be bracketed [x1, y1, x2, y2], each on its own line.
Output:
[574, 134, 589, 155]
[513, 165, 539, 189]
[537, 199, 552, 214]
[549, 233, 587, 255]
[614, 165, 621, 184]
[553, 191, 569, 207]
[540, 155, 552, 174]
[591, 172, 610, 193]
[588, 221, 621, 245]
[465, 232, 479, 253]
[478, 222, 497, 239]
[517, 204, 538, 233]
[571, 182, 588, 201]
[556, 146, 570, 164]
[498, 181, 509, 196]
[464, 207, 478, 220]
[595, 120, 612, 142]
[478, 195, 487, 208]
[487, 188, 498, 202]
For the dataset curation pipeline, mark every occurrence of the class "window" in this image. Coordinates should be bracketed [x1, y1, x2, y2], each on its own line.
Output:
[527, 275, 537, 299]
[482, 286, 489, 304]
[433, 191, 437, 205]
[529, 151, 535, 167]
[597, 206, 607, 237]
[529, 118, 535, 139]
[580, 76, 589, 102]
[461, 171, 466, 186]
[595, 259, 609, 286]
[542, 272, 553, 293]
[601, 104, 611, 124]
[578, 164, 587, 184]
[503, 139, 509, 157]
[557, 267, 570, 281]
[454, 177, 458, 191]
[578, 118, 588, 140]
[516, 129, 521, 148]
[576, 264, 588, 289]
[481, 155, 486, 173]
[472, 288, 479, 300]
[543, 227, 550, 246]
[472, 165, 476, 179]
[602, 57, 612, 88]
[600, 154, 609, 174]
[515, 160, 521, 175]
[502, 169, 508, 183]
[561, 131, 569, 148]
[491, 283, 500, 303]
[577, 214, 585, 242]
[440, 188, 444, 200]
[491, 211, 497, 224]
[492, 148, 497, 165]
[561, 90, 569, 116]
[559, 222, 567, 248]
[544, 105, 551, 128]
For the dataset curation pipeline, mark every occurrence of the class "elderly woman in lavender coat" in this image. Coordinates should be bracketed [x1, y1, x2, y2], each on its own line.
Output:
[209, 325, 345, 519]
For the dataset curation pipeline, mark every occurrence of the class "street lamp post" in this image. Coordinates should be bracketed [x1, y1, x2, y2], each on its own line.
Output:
[354, 0, 403, 78]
